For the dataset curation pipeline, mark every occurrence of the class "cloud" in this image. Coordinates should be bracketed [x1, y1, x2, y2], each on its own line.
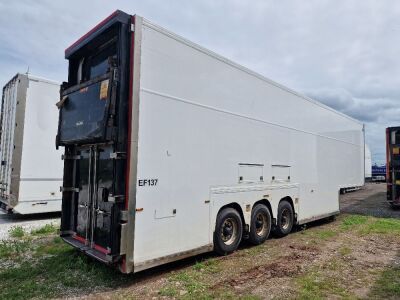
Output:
[1, 0, 399, 164]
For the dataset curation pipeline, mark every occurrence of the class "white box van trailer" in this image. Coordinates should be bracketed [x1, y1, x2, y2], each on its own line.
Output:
[57, 10, 365, 274]
[365, 144, 372, 180]
[0, 74, 62, 214]
[339, 143, 367, 193]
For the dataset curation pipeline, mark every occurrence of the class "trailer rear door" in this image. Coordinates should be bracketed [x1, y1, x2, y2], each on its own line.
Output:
[58, 11, 132, 263]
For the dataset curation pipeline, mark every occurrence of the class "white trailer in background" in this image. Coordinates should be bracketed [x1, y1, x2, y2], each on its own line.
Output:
[365, 144, 372, 180]
[58, 11, 365, 273]
[0, 74, 62, 214]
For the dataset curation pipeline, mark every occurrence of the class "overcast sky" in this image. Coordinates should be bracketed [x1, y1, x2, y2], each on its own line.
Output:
[1, 0, 399, 164]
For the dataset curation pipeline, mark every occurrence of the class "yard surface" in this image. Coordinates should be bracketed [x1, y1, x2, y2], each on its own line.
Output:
[0, 183, 399, 299]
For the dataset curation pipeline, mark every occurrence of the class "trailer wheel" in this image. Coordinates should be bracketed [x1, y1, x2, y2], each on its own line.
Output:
[214, 208, 243, 255]
[273, 200, 294, 238]
[249, 204, 271, 245]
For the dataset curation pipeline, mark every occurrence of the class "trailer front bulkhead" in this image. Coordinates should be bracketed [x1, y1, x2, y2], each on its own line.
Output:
[57, 10, 365, 273]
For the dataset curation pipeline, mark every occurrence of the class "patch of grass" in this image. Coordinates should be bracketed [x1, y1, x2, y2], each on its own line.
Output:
[245, 243, 266, 256]
[35, 239, 70, 256]
[360, 218, 400, 235]
[159, 285, 178, 297]
[192, 259, 221, 274]
[160, 270, 210, 299]
[297, 270, 353, 299]
[0, 240, 30, 259]
[314, 230, 337, 240]
[0, 238, 129, 300]
[322, 258, 345, 272]
[341, 215, 368, 230]
[300, 229, 337, 241]
[9, 226, 25, 238]
[193, 261, 205, 271]
[172, 271, 206, 294]
[339, 246, 351, 256]
[30, 223, 58, 236]
[369, 266, 400, 298]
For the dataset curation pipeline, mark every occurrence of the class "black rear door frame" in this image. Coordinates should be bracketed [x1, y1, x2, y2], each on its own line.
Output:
[58, 10, 132, 264]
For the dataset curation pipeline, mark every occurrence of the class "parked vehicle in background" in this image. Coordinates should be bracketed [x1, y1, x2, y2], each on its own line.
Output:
[57, 10, 365, 274]
[386, 126, 400, 208]
[339, 145, 369, 194]
[0, 73, 62, 214]
[372, 164, 386, 182]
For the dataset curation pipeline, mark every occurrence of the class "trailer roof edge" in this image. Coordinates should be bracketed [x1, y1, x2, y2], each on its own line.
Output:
[27, 74, 60, 86]
[64, 10, 131, 59]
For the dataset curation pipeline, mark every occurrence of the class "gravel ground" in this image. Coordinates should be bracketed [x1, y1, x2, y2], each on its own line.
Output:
[0, 211, 60, 240]
[340, 182, 400, 218]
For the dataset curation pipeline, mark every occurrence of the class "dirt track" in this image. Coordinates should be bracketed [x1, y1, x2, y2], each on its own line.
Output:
[340, 183, 400, 218]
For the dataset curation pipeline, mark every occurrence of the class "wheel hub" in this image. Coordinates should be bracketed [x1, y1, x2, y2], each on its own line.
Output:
[281, 208, 290, 230]
[255, 212, 268, 236]
[220, 218, 238, 245]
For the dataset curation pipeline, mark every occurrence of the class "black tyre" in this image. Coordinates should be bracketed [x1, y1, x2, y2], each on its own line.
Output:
[214, 208, 243, 255]
[273, 200, 294, 237]
[249, 204, 272, 245]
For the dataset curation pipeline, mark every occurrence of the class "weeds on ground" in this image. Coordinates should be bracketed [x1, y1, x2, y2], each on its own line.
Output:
[369, 266, 400, 298]
[300, 228, 337, 241]
[340, 215, 368, 230]
[0, 240, 30, 259]
[297, 269, 354, 299]
[0, 241, 128, 300]
[30, 223, 58, 236]
[360, 218, 400, 235]
[8, 226, 25, 238]
[0, 221, 130, 299]
[338, 246, 351, 257]
[159, 268, 211, 299]
[340, 214, 400, 236]
[192, 258, 221, 273]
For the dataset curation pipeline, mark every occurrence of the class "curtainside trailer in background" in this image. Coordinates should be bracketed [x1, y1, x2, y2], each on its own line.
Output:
[386, 126, 400, 208]
[57, 10, 365, 273]
[0, 74, 62, 214]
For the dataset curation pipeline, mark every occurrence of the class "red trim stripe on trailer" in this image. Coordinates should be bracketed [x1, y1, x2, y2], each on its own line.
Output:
[65, 10, 119, 55]
[73, 235, 110, 254]
[73, 234, 86, 244]
[94, 244, 110, 255]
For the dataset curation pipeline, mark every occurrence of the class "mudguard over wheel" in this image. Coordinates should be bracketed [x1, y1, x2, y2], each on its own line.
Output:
[214, 208, 243, 255]
[249, 204, 272, 245]
[273, 200, 294, 237]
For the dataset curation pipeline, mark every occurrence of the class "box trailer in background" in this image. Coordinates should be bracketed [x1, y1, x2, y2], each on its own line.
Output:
[57, 10, 365, 273]
[339, 143, 368, 193]
[0, 74, 62, 214]
[372, 164, 386, 182]
[386, 126, 400, 208]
